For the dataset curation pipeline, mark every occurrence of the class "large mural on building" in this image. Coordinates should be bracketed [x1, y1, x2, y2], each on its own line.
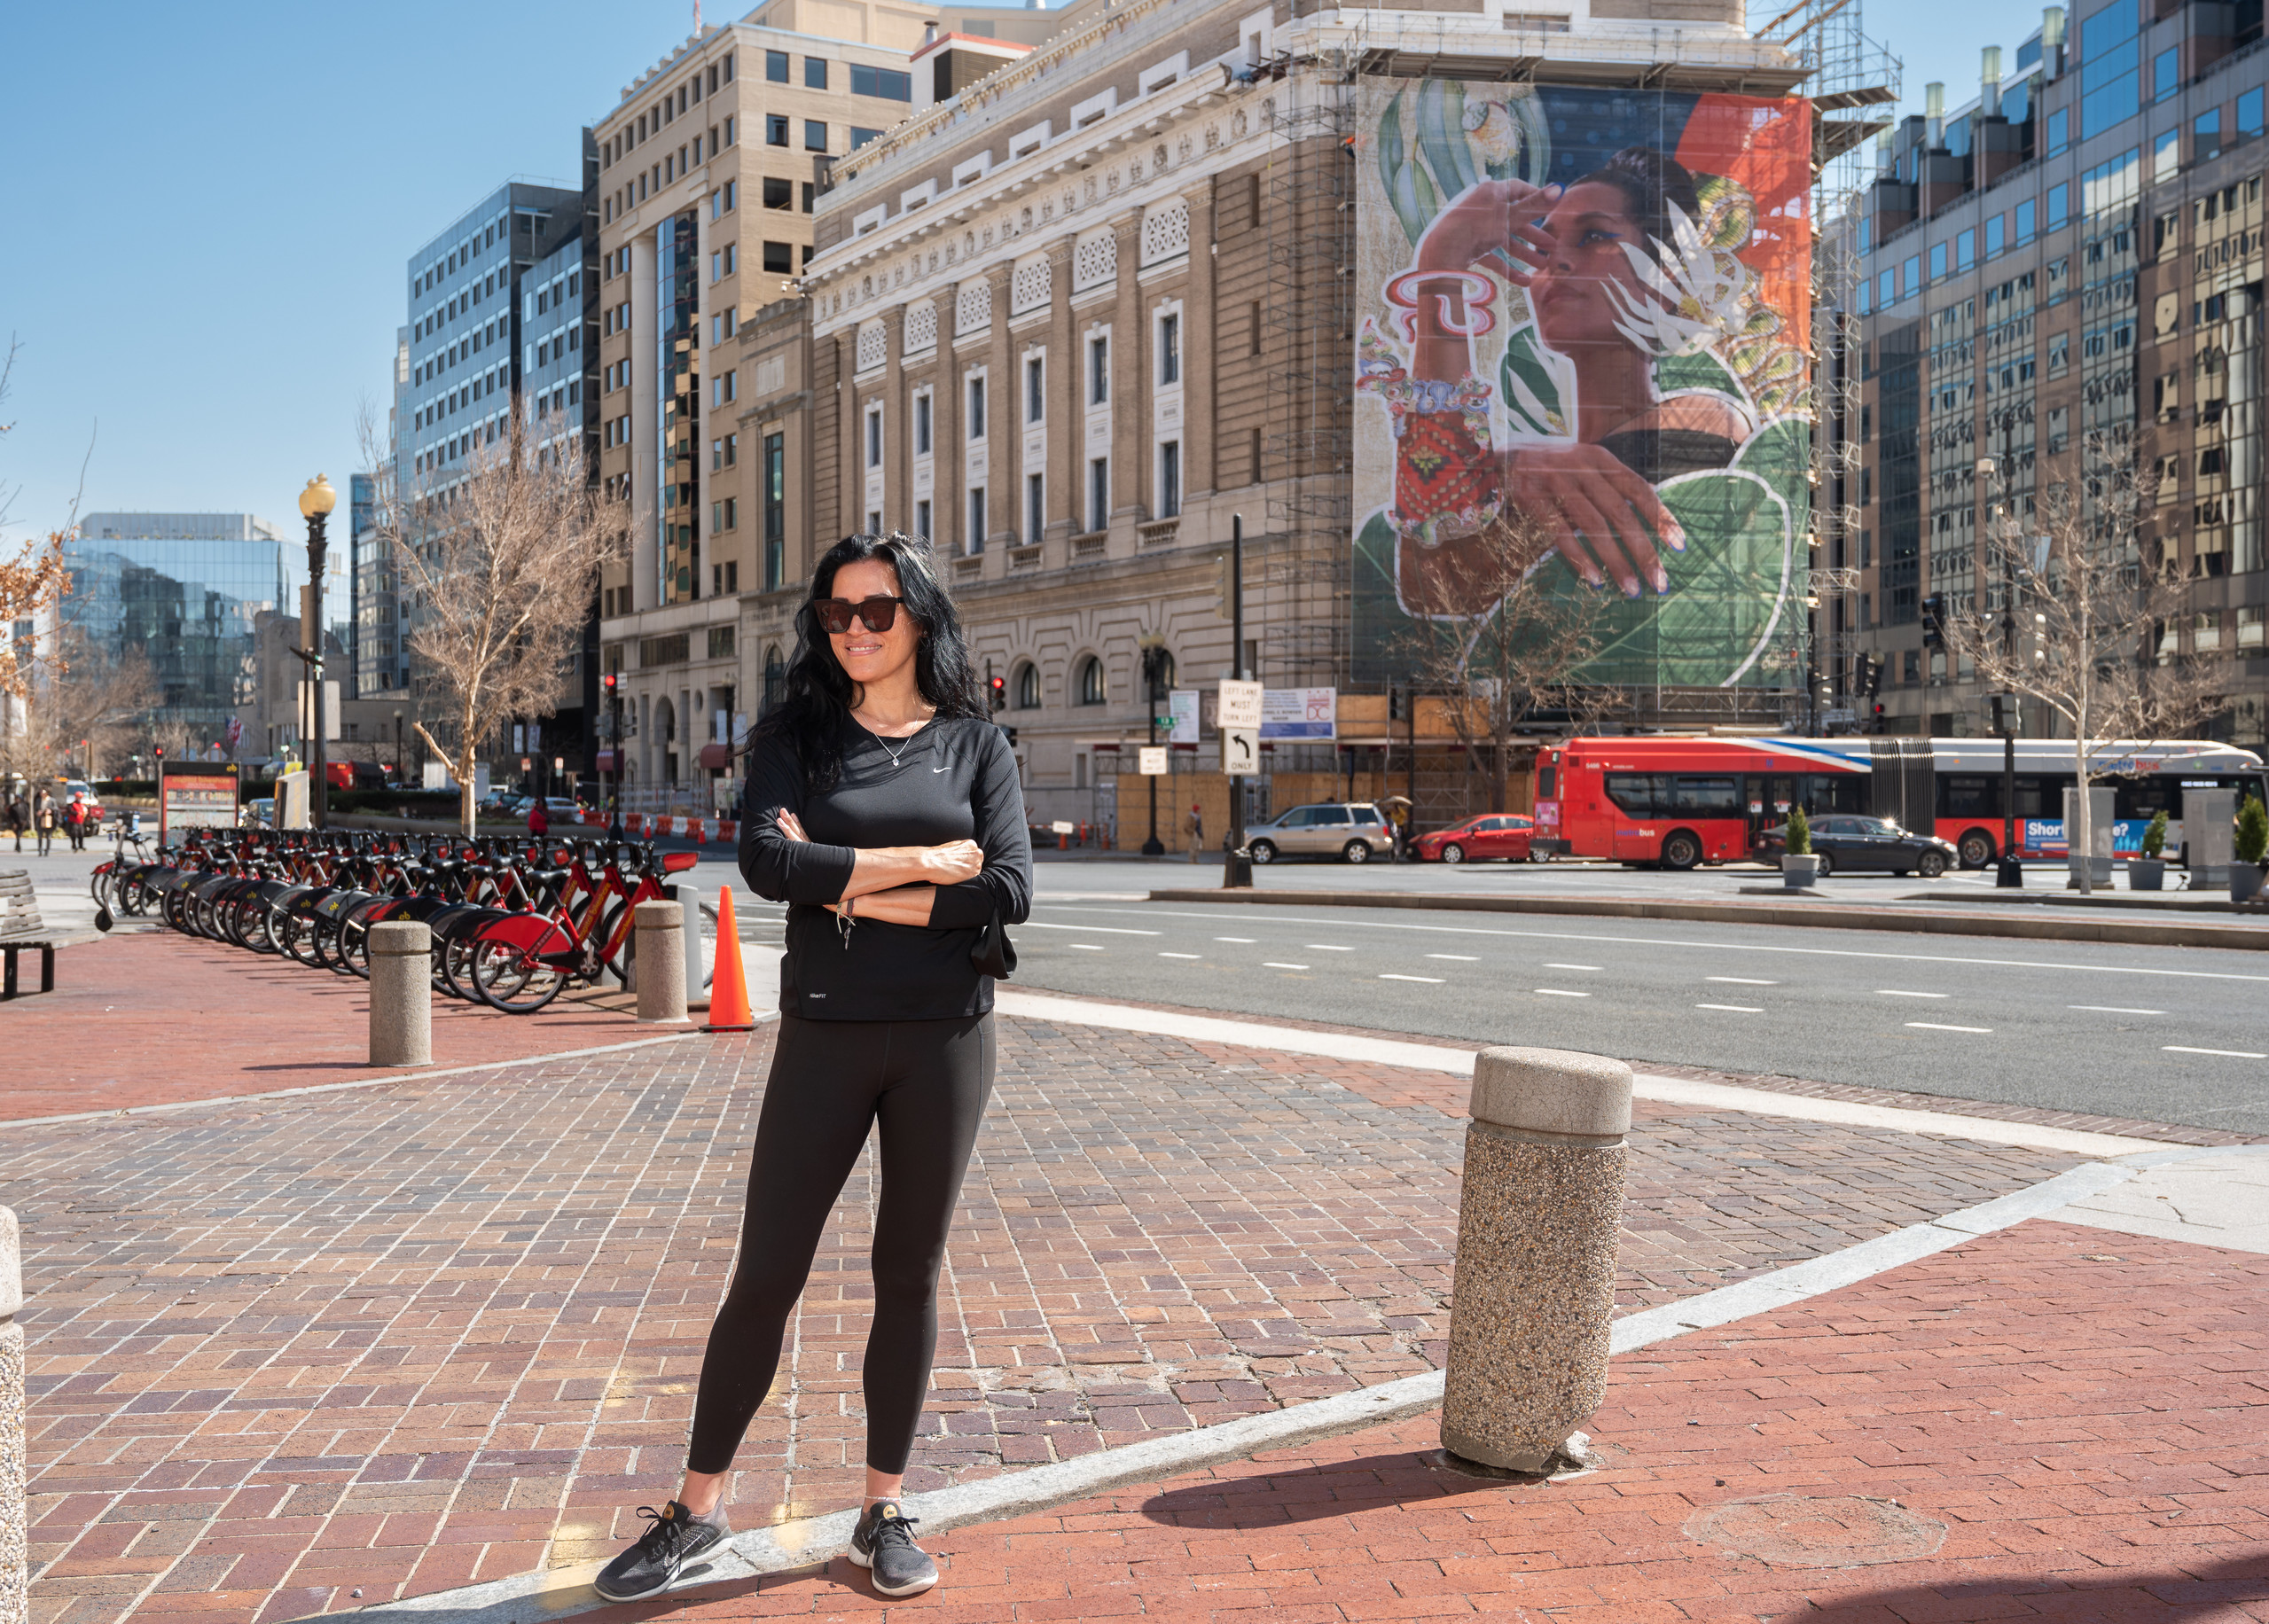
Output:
[1352, 81, 1814, 689]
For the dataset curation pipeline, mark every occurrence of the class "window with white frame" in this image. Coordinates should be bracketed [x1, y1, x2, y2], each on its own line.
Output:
[967, 373, 986, 438]
[1027, 473, 1045, 547]
[915, 498, 932, 540]
[865, 404, 882, 469]
[1026, 355, 1045, 423]
[913, 389, 932, 455]
[1157, 440, 1181, 519]
[1088, 457, 1109, 533]
[1088, 334, 1109, 404]
[967, 487, 987, 554]
[1156, 308, 1181, 386]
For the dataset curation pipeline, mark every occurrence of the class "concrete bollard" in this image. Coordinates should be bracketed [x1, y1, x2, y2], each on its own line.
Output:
[634, 900, 690, 1024]
[676, 883, 708, 1010]
[1441, 1046, 1632, 1472]
[368, 921, 434, 1068]
[2, 1206, 26, 1624]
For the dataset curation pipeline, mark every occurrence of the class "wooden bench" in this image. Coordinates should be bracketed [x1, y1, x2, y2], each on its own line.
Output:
[0, 869, 96, 999]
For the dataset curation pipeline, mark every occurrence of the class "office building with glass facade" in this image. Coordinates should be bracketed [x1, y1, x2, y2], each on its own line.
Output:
[67, 512, 308, 747]
[1847, 2, 2269, 751]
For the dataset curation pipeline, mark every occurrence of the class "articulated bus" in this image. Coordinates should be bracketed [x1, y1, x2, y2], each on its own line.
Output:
[1531, 735, 2268, 870]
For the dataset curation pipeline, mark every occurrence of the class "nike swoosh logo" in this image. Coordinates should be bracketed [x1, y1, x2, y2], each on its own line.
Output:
[933, 763, 950, 772]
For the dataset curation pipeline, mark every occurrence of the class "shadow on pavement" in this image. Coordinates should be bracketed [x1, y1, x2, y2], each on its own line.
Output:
[1136, 1448, 1514, 1527]
[1789, 1555, 2269, 1620]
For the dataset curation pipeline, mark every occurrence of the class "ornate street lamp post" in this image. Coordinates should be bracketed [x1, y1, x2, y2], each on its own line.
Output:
[298, 474, 339, 829]
[1138, 633, 1169, 855]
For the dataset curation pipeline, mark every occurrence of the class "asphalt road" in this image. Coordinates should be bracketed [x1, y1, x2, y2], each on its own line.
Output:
[998, 897, 2269, 1136]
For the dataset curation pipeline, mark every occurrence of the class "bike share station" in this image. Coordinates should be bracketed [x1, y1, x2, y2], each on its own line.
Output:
[96, 758, 742, 1052]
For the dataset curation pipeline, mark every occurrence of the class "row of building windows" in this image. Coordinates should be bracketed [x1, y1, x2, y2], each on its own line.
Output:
[603, 54, 734, 172]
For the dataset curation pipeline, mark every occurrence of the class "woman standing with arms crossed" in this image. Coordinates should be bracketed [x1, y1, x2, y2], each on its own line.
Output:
[596, 533, 1031, 1604]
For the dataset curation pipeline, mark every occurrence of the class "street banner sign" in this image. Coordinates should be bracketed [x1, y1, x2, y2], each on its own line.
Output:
[1138, 746, 1169, 776]
[1169, 690, 1199, 744]
[1262, 686, 1336, 740]
[1218, 680, 1263, 730]
[1222, 727, 1259, 776]
[160, 761, 240, 839]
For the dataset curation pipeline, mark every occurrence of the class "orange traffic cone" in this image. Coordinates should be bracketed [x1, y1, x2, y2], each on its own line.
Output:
[704, 884, 757, 1032]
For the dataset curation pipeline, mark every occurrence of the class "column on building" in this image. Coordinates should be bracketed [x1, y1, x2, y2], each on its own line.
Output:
[1185, 176, 1219, 500]
[1107, 212, 1144, 525]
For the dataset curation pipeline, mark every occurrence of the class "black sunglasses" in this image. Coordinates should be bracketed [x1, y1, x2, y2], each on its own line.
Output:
[811, 595, 906, 634]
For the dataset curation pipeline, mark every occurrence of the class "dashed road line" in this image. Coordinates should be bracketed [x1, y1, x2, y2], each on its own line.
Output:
[1906, 1021, 1993, 1034]
[1379, 973, 1445, 984]
[2163, 1045, 2266, 1058]
[1262, 962, 1310, 971]
[1426, 953, 1479, 961]
[1068, 944, 1107, 952]
[1304, 944, 1357, 952]
[1158, 951, 1202, 960]
[1878, 990, 1950, 998]
[1708, 976, 1778, 985]
[2072, 1004, 2165, 1014]
[1544, 963, 1601, 971]
[1534, 988, 1590, 998]
[1695, 1003, 1764, 1013]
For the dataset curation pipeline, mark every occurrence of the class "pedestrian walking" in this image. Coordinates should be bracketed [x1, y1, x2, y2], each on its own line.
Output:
[528, 799, 549, 839]
[4, 789, 25, 852]
[594, 532, 1030, 1607]
[65, 791, 88, 851]
[1187, 800, 1204, 862]
[606, 796, 624, 846]
[34, 787, 57, 856]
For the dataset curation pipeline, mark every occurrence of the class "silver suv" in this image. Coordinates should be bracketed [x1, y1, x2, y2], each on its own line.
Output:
[1245, 802, 1389, 864]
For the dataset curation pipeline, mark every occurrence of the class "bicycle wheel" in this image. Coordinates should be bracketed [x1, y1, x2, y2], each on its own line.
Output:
[471, 921, 575, 1014]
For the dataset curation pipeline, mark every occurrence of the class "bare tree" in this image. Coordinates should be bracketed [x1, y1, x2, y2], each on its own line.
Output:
[1397, 509, 1613, 815]
[1951, 433, 2234, 894]
[364, 406, 627, 834]
[0, 627, 156, 781]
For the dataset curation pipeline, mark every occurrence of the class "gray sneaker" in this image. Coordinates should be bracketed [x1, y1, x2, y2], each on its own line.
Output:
[849, 1500, 937, 1597]
[593, 1502, 730, 1603]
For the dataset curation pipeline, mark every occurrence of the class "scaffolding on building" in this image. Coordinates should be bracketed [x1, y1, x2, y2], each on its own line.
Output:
[1255, 51, 1358, 692]
[1754, 0, 1902, 729]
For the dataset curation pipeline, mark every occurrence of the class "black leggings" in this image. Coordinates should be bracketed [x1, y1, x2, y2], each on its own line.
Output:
[686, 1011, 995, 1476]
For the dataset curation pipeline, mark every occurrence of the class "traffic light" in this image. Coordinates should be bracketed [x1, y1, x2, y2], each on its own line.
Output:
[601, 671, 617, 692]
[1921, 593, 1946, 649]
[1389, 685, 1404, 722]
[1865, 654, 1885, 699]
[2031, 612, 2048, 666]
[988, 674, 1006, 712]
[1872, 702, 1887, 732]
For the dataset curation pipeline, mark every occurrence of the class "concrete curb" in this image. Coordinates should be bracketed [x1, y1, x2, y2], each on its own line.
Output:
[1146, 887, 2269, 951]
[297, 1153, 2176, 1624]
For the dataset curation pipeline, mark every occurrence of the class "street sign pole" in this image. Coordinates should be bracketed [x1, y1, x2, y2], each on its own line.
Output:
[1224, 514, 1248, 886]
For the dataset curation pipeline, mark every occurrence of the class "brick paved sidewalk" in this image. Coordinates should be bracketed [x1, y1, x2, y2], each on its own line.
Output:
[650, 1222, 2269, 1623]
[9, 1018, 2091, 1624]
[3, 932, 646, 1122]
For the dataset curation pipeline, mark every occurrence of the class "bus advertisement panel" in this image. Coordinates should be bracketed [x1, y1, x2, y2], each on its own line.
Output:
[1351, 80, 1813, 691]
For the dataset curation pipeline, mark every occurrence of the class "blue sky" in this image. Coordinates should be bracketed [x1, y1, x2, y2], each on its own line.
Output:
[0, 0, 2035, 548]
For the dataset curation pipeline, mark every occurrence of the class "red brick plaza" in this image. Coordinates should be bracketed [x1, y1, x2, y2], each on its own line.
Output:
[5, 928, 2265, 1624]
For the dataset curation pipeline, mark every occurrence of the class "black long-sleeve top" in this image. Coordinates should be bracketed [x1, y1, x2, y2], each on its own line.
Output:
[739, 716, 1033, 1020]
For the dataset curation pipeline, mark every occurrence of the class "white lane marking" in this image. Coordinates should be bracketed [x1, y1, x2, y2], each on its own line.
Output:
[1878, 990, 1950, 998]
[1158, 951, 1202, 960]
[1263, 962, 1310, 971]
[1695, 1003, 1764, 1013]
[1304, 944, 1357, 951]
[1906, 1021, 1993, 1034]
[1024, 920, 1162, 935]
[1380, 973, 1445, 984]
[1426, 953, 1480, 961]
[1068, 944, 1107, 952]
[2071, 1005, 2165, 1015]
[1213, 937, 1256, 943]
[2163, 1045, 2268, 1058]
[1534, 988, 1590, 998]
[1047, 905, 2269, 982]
[1708, 976, 1779, 986]
[1544, 963, 1601, 971]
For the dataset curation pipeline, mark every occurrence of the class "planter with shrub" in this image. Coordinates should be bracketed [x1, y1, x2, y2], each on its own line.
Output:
[1781, 804, 1819, 889]
[2131, 809, 2169, 891]
[2235, 794, 2269, 902]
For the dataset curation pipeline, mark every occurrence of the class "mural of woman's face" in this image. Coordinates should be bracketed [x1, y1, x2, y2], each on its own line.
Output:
[1528, 179, 1654, 353]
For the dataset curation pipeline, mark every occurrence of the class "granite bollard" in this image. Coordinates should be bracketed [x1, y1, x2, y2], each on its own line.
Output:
[2, 1205, 26, 1624]
[1441, 1046, 1632, 1472]
[634, 899, 690, 1024]
[367, 921, 433, 1068]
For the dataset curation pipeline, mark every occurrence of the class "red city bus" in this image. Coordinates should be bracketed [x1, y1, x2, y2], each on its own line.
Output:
[1533, 736, 1869, 870]
[1531, 735, 2269, 869]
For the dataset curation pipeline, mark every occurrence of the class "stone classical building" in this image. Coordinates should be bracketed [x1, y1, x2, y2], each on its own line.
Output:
[783, 0, 1811, 835]
[593, 0, 1069, 812]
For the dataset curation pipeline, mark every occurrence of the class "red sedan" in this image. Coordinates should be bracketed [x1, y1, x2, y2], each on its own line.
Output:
[1412, 814, 1537, 863]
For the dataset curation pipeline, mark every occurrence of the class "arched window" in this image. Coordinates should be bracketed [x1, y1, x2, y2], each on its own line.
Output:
[1076, 655, 1107, 705]
[762, 645, 785, 714]
[1014, 661, 1040, 709]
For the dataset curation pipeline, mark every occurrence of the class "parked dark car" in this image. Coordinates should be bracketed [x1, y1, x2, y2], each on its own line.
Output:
[1756, 815, 1957, 878]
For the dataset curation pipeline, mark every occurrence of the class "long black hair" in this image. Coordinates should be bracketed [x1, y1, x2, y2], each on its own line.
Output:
[747, 531, 986, 789]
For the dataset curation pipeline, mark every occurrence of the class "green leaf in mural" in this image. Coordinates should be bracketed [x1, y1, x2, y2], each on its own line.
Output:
[1416, 81, 1479, 202]
[1378, 92, 1430, 246]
